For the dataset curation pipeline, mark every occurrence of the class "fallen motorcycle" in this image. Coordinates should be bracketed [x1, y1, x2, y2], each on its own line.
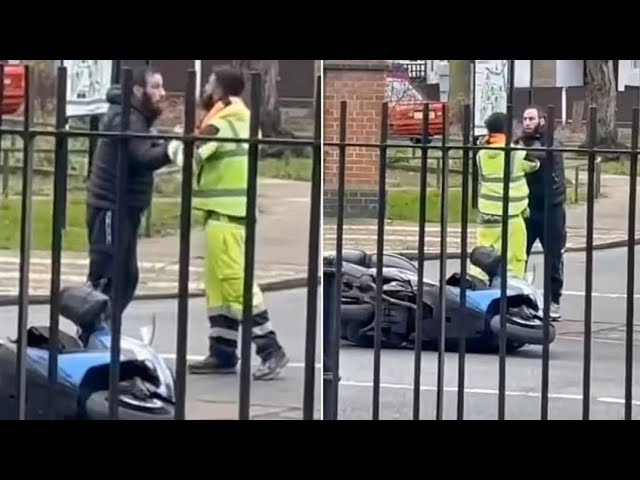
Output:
[0, 283, 175, 420]
[325, 246, 556, 353]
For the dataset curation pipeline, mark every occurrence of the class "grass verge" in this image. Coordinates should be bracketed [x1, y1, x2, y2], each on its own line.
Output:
[0, 197, 185, 252]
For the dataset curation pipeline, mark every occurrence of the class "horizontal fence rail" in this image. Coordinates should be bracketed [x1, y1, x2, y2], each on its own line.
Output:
[0, 64, 321, 421]
[323, 59, 638, 420]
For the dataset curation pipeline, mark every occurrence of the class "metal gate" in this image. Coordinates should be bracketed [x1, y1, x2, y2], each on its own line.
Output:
[323, 60, 638, 420]
[0, 64, 321, 420]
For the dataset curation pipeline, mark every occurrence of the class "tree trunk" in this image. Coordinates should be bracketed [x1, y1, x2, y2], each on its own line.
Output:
[231, 60, 302, 157]
[447, 60, 471, 134]
[584, 60, 623, 150]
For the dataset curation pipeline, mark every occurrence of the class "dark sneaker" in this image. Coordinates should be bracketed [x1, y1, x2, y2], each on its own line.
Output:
[253, 349, 289, 381]
[188, 356, 238, 375]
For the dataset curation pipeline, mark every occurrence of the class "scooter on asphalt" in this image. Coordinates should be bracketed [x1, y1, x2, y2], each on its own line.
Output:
[325, 245, 556, 353]
[0, 282, 176, 420]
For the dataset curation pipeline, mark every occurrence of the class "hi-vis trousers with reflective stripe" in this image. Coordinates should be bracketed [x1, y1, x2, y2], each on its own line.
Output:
[204, 214, 281, 362]
[470, 214, 528, 281]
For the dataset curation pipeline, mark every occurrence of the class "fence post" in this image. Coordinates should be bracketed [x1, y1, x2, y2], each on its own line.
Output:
[1, 151, 8, 198]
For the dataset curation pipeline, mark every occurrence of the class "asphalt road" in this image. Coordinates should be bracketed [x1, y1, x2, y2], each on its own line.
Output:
[0, 289, 321, 420]
[334, 246, 640, 420]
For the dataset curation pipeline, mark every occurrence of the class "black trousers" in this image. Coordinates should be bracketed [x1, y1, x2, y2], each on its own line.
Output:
[86, 206, 143, 316]
[525, 205, 566, 304]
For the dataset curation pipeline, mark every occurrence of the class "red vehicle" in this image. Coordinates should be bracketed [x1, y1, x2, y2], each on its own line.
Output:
[385, 73, 444, 143]
[1, 63, 26, 115]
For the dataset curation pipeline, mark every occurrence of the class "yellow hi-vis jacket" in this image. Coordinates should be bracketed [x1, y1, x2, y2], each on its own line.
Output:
[477, 143, 539, 217]
[192, 102, 256, 218]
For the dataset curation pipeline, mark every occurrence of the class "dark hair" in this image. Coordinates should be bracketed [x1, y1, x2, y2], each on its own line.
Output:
[484, 112, 507, 134]
[132, 66, 160, 89]
[213, 66, 245, 97]
[523, 104, 546, 121]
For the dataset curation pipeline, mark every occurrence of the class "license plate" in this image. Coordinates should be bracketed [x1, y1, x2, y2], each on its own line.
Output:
[414, 111, 437, 120]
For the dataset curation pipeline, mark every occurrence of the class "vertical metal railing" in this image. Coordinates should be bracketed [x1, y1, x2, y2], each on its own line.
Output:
[174, 70, 197, 421]
[15, 65, 33, 421]
[624, 107, 639, 420]
[582, 106, 597, 420]
[412, 102, 430, 420]
[372, 103, 389, 420]
[540, 105, 555, 420]
[302, 75, 322, 420]
[47, 65, 68, 419]
[435, 104, 448, 421]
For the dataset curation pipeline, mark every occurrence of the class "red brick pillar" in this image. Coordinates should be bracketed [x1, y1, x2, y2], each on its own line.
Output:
[323, 60, 391, 218]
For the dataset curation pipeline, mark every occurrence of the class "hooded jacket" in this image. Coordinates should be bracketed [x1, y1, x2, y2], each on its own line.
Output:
[513, 129, 566, 212]
[87, 85, 171, 211]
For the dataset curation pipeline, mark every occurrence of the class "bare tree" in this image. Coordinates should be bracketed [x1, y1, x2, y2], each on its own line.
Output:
[231, 60, 302, 157]
[584, 60, 624, 150]
[447, 60, 471, 133]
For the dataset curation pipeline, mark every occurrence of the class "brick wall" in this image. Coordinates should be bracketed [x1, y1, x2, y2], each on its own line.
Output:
[323, 60, 391, 218]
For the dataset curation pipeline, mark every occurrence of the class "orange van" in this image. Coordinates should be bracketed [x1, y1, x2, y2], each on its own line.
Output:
[1, 63, 26, 115]
[386, 74, 444, 143]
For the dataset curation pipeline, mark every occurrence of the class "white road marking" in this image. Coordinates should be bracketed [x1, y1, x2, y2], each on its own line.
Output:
[339, 380, 640, 405]
[562, 290, 640, 299]
[158, 353, 320, 369]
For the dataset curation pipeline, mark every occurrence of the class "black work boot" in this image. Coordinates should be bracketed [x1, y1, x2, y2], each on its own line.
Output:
[188, 355, 238, 375]
[188, 336, 238, 375]
[253, 348, 289, 381]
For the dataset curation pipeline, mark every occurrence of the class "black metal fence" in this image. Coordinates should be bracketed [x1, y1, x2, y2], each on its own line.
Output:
[0, 64, 321, 420]
[323, 60, 638, 420]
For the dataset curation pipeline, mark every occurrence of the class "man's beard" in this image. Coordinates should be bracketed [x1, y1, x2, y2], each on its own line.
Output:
[141, 91, 163, 119]
[199, 92, 216, 112]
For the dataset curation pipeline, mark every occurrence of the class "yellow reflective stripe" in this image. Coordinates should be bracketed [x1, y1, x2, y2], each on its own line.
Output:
[480, 173, 525, 183]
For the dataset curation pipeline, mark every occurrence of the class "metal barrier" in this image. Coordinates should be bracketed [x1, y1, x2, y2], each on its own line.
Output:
[323, 62, 639, 420]
[0, 64, 321, 421]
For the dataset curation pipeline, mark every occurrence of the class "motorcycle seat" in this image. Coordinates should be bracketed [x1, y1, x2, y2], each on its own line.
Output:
[340, 249, 418, 274]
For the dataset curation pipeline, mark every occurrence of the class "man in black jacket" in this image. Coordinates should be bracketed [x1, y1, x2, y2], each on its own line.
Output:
[514, 105, 566, 320]
[86, 66, 180, 316]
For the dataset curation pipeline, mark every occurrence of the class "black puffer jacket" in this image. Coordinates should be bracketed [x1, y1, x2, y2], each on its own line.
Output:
[514, 130, 566, 212]
[87, 86, 171, 211]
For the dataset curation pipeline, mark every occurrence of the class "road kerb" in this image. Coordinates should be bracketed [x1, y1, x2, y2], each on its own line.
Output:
[0, 275, 312, 306]
[386, 237, 640, 261]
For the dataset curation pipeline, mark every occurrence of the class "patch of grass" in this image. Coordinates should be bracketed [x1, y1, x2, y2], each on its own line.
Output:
[0, 196, 187, 252]
[387, 188, 478, 224]
[258, 157, 312, 181]
[387, 182, 590, 225]
[599, 157, 640, 176]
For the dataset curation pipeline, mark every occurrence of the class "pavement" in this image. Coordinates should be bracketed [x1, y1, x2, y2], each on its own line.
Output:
[0, 288, 321, 420]
[0, 178, 315, 300]
[333, 245, 640, 420]
[324, 175, 640, 255]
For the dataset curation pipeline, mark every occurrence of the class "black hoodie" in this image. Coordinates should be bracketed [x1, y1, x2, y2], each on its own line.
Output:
[86, 85, 171, 211]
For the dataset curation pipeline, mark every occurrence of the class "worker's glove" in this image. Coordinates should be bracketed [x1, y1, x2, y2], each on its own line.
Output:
[167, 139, 184, 167]
[167, 125, 185, 167]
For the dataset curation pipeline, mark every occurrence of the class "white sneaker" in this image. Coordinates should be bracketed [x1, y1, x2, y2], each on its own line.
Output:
[549, 302, 561, 321]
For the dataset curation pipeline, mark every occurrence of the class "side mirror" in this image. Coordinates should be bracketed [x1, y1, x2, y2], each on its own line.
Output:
[139, 313, 157, 346]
